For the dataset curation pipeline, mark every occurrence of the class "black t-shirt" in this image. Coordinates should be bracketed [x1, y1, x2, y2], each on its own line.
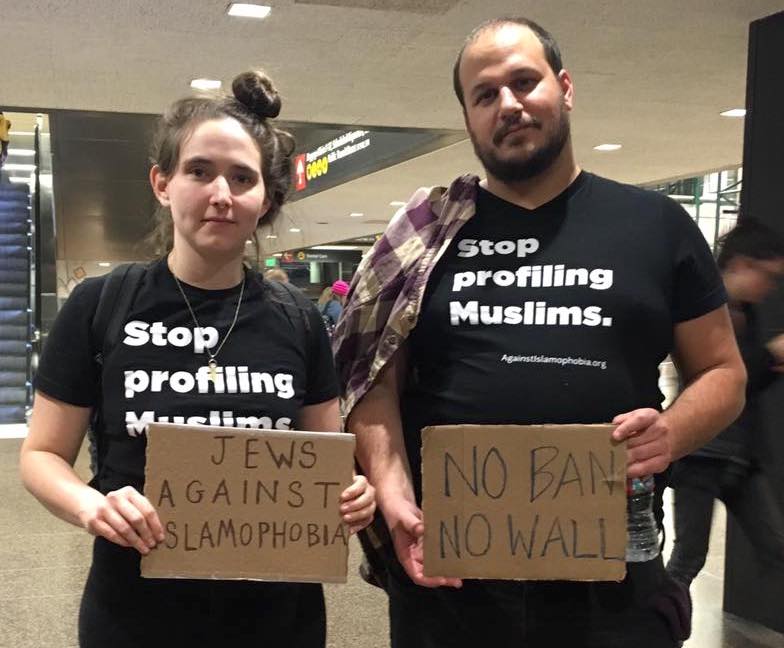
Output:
[35, 259, 338, 493]
[404, 172, 726, 499]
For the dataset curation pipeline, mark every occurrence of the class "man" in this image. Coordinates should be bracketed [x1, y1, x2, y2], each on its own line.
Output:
[667, 220, 784, 587]
[333, 17, 746, 647]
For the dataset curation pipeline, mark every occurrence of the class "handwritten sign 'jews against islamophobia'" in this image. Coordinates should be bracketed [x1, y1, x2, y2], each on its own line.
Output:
[422, 424, 627, 582]
[141, 423, 355, 583]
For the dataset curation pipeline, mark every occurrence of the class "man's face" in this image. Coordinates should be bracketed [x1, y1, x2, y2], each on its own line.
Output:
[458, 24, 574, 183]
[729, 256, 784, 304]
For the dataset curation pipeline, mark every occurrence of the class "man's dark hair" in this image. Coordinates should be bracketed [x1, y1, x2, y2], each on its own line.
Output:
[452, 17, 563, 109]
[716, 219, 784, 269]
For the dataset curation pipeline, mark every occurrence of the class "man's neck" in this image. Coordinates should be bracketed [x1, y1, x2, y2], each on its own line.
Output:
[482, 149, 581, 211]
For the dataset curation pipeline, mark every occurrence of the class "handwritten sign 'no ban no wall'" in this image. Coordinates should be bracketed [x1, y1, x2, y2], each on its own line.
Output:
[141, 423, 355, 583]
[422, 424, 627, 581]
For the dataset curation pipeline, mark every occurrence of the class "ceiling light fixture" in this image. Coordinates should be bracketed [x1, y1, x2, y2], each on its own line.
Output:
[266, 234, 278, 239]
[312, 245, 360, 251]
[289, 227, 301, 233]
[8, 177, 31, 184]
[97, 262, 112, 267]
[389, 201, 406, 207]
[349, 212, 364, 218]
[593, 144, 622, 152]
[8, 131, 35, 137]
[8, 149, 35, 157]
[227, 3, 271, 18]
[720, 108, 746, 118]
[190, 78, 222, 91]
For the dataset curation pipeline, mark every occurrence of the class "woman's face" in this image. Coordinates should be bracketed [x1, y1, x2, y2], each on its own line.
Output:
[151, 117, 269, 261]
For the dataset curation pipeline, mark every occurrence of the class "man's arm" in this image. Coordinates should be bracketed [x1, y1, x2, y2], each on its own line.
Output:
[348, 344, 461, 588]
[613, 305, 746, 477]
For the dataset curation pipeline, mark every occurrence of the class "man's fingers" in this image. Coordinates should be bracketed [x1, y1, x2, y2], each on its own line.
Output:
[625, 426, 665, 448]
[612, 409, 659, 440]
[628, 457, 669, 479]
[401, 558, 463, 589]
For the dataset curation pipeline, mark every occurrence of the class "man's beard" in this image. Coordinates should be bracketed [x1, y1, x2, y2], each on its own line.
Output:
[470, 106, 571, 183]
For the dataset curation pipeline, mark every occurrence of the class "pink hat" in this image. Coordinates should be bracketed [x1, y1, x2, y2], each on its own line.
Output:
[331, 280, 350, 296]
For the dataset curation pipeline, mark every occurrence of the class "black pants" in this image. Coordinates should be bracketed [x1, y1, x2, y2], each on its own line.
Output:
[79, 537, 326, 648]
[386, 556, 688, 648]
[666, 456, 784, 587]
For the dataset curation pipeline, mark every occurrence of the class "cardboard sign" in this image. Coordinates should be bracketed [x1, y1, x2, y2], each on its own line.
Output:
[141, 423, 355, 583]
[422, 424, 627, 582]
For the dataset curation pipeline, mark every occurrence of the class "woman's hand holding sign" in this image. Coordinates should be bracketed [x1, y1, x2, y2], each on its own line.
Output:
[340, 474, 376, 534]
[77, 485, 164, 555]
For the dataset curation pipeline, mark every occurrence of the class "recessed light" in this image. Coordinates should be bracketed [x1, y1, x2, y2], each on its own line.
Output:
[389, 201, 406, 207]
[593, 144, 622, 152]
[266, 234, 278, 239]
[190, 78, 222, 91]
[8, 149, 35, 157]
[97, 262, 111, 267]
[3, 163, 36, 171]
[289, 227, 301, 233]
[350, 212, 364, 218]
[227, 3, 271, 18]
[720, 108, 746, 118]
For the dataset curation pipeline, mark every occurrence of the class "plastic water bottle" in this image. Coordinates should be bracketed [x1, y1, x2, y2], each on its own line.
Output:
[626, 475, 660, 562]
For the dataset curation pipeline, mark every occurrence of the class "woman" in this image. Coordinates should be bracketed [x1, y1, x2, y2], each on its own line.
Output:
[319, 279, 349, 329]
[20, 70, 375, 647]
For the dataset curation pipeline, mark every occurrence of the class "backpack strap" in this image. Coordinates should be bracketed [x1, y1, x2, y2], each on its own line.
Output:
[264, 278, 312, 336]
[91, 263, 148, 364]
[87, 263, 147, 483]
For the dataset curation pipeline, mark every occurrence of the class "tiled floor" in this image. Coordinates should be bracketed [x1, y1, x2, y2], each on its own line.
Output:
[2, 428, 782, 647]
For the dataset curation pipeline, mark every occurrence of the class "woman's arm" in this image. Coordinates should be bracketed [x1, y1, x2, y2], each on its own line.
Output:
[20, 391, 164, 554]
[298, 398, 376, 534]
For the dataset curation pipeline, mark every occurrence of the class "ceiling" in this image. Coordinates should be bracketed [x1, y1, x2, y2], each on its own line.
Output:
[2, 0, 781, 260]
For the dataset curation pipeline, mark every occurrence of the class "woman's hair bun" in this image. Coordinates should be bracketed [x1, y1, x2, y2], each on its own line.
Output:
[232, 70, 281, 119]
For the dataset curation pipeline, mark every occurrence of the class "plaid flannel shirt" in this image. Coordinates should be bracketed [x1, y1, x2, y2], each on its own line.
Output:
[332, 174, 480, 417]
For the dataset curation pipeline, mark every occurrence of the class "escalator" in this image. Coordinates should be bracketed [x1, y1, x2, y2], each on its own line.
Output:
[0, 181, 31, 423]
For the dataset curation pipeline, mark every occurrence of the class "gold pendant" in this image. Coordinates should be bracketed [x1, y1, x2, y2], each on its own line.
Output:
[208, 359, 218, 383]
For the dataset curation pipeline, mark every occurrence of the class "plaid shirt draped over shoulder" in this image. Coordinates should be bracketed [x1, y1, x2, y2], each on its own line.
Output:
[332, 174, 480, 416]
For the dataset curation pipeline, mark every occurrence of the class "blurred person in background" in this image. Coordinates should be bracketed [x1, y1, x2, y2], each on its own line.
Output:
[667, 219, 784, 587]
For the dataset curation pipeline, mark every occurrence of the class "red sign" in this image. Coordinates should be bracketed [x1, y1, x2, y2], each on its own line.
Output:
[293, 154, 307, 191]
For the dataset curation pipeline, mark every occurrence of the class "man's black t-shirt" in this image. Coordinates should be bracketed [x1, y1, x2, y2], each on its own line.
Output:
[35, 259, 338, 493]
[404, 172, 726, 498]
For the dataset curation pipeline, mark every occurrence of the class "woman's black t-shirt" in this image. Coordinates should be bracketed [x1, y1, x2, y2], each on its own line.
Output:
[35, 259, 338, 493]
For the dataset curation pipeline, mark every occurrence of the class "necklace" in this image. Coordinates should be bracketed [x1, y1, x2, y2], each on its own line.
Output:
[172, 271, 246, 382]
